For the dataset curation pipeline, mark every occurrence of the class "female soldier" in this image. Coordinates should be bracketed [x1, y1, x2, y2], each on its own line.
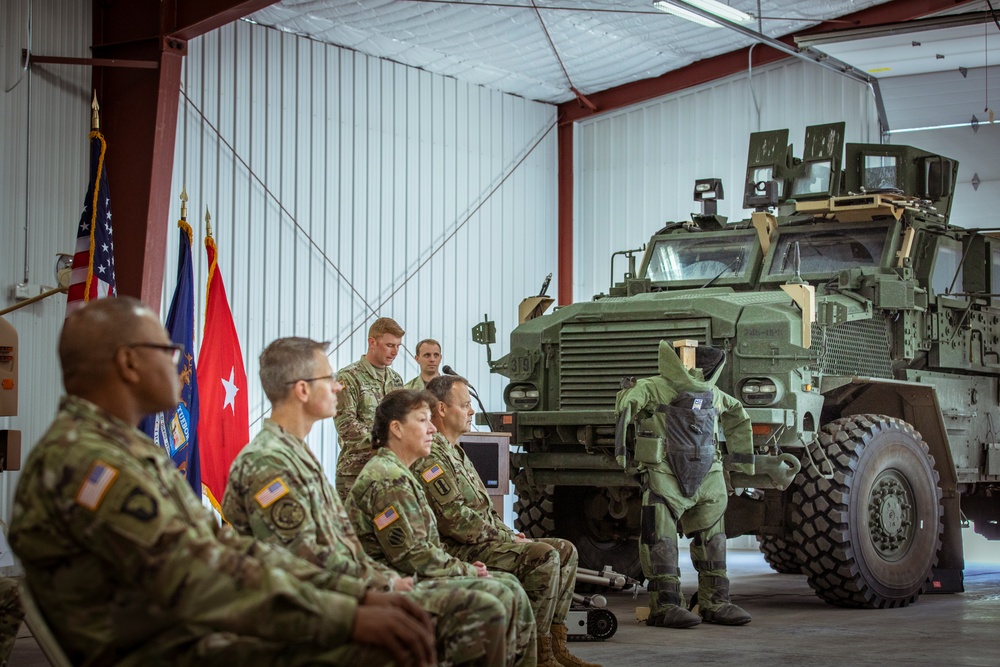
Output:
[347, 389, 538, 667]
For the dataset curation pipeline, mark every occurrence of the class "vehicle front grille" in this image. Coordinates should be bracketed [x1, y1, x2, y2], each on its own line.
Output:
[559, 319, 711, 410]
[812, 318, 892, 378]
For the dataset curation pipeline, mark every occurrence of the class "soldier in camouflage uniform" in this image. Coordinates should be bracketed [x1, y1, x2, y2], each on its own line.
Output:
[335, 317, 405, 502]
[223, 337, 510, 666]
[415, 375, 600, 667]
[0, 577, 22, 666]
[404, 339, 442, 390]
[8, 298, 436, 667]
[349, 389, 538, 667]
[616, 341, 755, 629]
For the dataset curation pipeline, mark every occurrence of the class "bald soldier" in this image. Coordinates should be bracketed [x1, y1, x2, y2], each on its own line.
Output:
[335, 317, 405, 501]
[8, 297, 436, 667]
[223, 337, 511, 666]
[415, 375, 600, 667]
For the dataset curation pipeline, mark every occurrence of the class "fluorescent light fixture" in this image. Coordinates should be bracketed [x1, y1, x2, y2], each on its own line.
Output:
[652, 0, 752, 28]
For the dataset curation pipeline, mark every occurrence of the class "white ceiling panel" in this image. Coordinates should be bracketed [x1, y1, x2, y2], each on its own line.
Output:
[248, 0, 896, 104]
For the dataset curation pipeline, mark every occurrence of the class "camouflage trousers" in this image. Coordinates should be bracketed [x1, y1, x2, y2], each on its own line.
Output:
[0, 578, 22, 666]
[453, 538, 578, 634]
[408, 577, 509, 666]
[639, 469, 731, 614]
[456, 571, 538, 667]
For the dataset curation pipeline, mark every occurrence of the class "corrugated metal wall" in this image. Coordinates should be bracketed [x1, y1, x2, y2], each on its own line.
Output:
[0, 0, 92, 529]
[173, 20, 558, 476]
[573, 59, 880, 301]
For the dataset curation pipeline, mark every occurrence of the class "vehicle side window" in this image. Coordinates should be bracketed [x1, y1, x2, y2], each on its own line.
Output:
[931, 243, 964, 298]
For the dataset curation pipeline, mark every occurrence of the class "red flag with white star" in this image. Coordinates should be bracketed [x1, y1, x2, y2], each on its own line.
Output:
[196, 233, 249, 514]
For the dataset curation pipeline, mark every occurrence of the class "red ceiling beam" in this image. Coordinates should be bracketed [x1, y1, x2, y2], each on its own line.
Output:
[555, 0, 979, 304]
[91, 0, 278, 311]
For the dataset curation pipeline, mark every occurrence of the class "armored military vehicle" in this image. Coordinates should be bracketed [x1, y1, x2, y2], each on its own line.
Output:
[473, 122, 1000, 609]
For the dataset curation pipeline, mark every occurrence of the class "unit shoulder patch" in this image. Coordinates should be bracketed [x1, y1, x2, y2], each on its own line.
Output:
[255, 478, 290, 508]
[120, 487, 158, 522]
[75, 461, 120, 511]
[271, 497, 306, 530]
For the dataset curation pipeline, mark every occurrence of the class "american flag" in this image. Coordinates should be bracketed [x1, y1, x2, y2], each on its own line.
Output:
[254, 478, 288, 508]
[374, 507, 398, 530]
[66, 131, 116, 316]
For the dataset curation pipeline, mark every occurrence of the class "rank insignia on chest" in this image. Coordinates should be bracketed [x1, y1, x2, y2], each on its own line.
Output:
[421, 463, 444, 483]
[76, 461, 119, 510]
[374, 506, 399, 530]
[255, 478, 290, 508]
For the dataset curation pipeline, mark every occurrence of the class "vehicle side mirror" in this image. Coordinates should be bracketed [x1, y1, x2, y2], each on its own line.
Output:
[923, 157, 954, 200]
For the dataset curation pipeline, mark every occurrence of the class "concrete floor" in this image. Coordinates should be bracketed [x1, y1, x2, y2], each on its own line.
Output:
[10, 549, 1000, 666]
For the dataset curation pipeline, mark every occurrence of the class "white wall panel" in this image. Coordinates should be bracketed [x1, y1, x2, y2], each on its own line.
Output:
[173, 20, 558, 476]
[573, 59, 880, 302]
[0, 0, 91, 529]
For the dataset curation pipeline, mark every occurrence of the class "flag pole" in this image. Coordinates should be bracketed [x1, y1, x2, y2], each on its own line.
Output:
[180, 186, 188, 221]
[205, 206, 212, 239]
[91, 90, 99, 131]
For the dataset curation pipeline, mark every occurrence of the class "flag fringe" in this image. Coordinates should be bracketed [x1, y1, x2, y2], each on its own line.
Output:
[83, 130, 107, 303]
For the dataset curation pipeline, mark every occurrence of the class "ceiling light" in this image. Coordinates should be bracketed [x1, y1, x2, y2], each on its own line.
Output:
[653, 1, 752, 28]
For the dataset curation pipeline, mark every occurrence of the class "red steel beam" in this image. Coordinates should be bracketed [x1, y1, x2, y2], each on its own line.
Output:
[91, 0, 278, 310]
[555, 0, 978, 303]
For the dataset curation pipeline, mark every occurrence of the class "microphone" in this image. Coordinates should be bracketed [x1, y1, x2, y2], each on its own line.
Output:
[441, 365, 494, 432]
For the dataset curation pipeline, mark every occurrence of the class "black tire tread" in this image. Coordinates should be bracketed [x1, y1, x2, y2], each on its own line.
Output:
[791, 414, 943, 609]
[757, 534, 804, 574]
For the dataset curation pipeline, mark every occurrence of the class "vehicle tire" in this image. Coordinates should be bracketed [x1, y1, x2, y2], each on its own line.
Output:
[512, 472, 556, 539]
[757, 534, 803, 574]
[791, 414, 943, 608]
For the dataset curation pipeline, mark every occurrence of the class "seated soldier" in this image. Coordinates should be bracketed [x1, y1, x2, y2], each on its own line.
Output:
[9, 298, 435, 667]
[415, 375, 599, 667]
[348, 389, 538, 667]
[223, 337, 509, 666]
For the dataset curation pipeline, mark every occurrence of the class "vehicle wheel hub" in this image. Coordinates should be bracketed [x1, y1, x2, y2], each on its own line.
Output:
[867, 471, 913, 560]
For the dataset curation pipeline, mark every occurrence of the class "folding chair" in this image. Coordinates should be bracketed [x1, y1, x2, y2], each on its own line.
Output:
[17, 581, 72, 667]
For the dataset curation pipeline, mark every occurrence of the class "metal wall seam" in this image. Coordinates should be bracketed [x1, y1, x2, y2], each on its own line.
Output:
[170, 19, 557, 476]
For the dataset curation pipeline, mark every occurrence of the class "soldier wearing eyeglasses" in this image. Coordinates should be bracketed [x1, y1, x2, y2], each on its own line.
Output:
[223, 337, 511, 666]
[8, 298, 436, 667]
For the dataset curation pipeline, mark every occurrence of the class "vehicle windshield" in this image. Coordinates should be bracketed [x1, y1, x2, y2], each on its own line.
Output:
[767, 226, 889, 277]
[644, 232, 756, 284]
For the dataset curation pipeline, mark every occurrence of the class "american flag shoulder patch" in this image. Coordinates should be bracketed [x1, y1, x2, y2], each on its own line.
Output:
[374, 506, 399, 531]
[421, 463, 444, 483]
[255, 478, 289, 508]
[75, 461, 119, 511]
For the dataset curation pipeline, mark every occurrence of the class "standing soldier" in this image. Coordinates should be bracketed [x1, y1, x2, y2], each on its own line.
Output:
[335, 317, 404, 501]
[8, 297, 436, 666]
[224, 337, 510, 667]
[616, 340, 755, 628]
[415, 375, 600, 667]
[404, 339, 443, 389]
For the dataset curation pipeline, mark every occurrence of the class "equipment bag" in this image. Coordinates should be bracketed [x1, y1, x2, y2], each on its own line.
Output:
[658, 390, 717, 497]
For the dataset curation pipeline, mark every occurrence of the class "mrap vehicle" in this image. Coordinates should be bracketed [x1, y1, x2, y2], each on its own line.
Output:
[473, 122, 1000, 609]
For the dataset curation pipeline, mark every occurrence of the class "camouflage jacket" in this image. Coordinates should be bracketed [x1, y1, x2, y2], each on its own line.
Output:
[412, 434, 516, 551]
[403, 375, 425, 390]
[9, 396, 364, 666]
[348, 447, 479, 579]
[223, 419, 399, 591]
[335, 356, 403, 477]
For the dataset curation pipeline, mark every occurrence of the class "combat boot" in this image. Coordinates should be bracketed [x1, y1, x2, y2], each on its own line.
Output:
[698, 575, 751, 626]
[646, 581, 701, 629]
[536, 632, 563, 667]
[550, 624, 601, 667]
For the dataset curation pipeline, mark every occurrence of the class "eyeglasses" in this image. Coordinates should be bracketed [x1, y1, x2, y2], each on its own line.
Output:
[286, 374, 337, 386]
[126, 342, 185, 365]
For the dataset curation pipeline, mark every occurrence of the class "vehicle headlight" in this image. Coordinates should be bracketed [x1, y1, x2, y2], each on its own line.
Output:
[505, 383, 540, 410]
[740, 378, 779, 406]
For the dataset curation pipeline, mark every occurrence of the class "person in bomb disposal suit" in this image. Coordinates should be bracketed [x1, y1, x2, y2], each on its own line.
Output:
[9, 298, 435, 666]
[616, 340, 755, 629]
